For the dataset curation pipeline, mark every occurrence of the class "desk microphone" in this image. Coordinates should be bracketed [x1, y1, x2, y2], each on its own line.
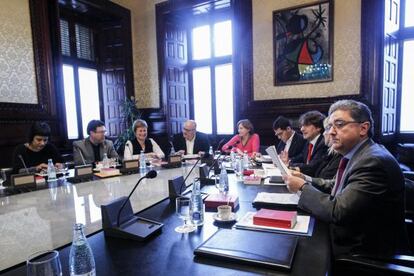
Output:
[101, 169, 162, 241]
[75, 146, 87, 165]
[117, 170, 157, 227]
[18, 154, 30, 174]
[179, 158, 201, 194]
[206, 138, 227, 176]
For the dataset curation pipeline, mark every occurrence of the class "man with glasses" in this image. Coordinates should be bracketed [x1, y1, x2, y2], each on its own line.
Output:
[284, 100, 407, 258]
[172, 120, 210, 156]
[73, 120, 118, 165]
[272, 116, 306, 162]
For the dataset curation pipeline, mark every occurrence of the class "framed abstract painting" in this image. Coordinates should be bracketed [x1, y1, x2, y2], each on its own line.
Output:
[273, 0, 333, 86]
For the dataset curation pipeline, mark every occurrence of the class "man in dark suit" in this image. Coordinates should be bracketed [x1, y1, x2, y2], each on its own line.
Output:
[272, 116, 306, 161]
[172, 120, 210, 155]
[289, 111, 328, 176]
[284, 100, 407, 258]
[73, 120, 118, 165]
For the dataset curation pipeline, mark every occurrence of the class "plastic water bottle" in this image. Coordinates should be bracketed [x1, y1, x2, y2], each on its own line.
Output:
[170, 143, 176, 155]
[208, 146, 214, 157]
[139, 150, 146, 170]
[47, 159, 57, 181]
[102, 153, 110, 169]
[236, 156, 243, 176]
[219, 165, 229, 192]
[190, 180, 204, 226]
[243, 151, 249, 169]
[69, 223, 96, 276]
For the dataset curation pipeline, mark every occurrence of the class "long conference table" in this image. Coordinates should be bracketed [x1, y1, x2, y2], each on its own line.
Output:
[0, 164, 331, 275]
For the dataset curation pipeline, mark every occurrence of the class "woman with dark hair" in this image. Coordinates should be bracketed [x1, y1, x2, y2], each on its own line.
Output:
[123, 119, 165, 160]
[222, 119, 260, 157]
[12, 122, 63, 173]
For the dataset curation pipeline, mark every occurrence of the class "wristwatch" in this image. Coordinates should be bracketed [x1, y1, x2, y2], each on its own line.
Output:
[299, 182, 309, 191]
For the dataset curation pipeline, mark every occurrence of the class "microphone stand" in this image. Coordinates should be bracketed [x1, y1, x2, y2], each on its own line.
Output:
[179, 157, 201, 195]
[117, 171, 154, 227]
[101, 170, 163, 241]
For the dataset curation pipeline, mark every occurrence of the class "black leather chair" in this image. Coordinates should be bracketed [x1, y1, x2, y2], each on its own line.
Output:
[334, 254, 414, 275]
[405, 178, 414, 253]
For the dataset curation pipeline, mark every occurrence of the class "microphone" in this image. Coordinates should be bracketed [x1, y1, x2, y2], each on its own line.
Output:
[75, 146, 87, 165]
[101, 169, 163, 241]
[18, 154, 30, 174]
[179, 158, 201, 194]
[117, 170, 157, 227]
[206, 138, 227, 176]
[227, 140, 240, 150]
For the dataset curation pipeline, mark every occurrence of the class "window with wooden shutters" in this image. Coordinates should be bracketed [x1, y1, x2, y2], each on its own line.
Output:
[59, 15, 100, 139]
[381, 0, 399, 136]
[399, 0, 414, 133]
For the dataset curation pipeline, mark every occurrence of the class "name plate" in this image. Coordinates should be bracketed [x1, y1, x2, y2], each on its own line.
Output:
[123, 159, 139, 170]
[75, 164, 93, 177]
[168, 154, 182, 164]
[11, 173, 36, 187]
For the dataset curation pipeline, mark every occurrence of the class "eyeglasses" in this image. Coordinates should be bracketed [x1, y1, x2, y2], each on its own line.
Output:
[94, 130, 107, 134]
[326, 120, 361, 131]
[183, 128, 195, 132]
[274, 130, 284, 137]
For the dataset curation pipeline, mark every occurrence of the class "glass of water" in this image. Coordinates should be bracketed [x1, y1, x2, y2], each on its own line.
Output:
[27, 250, 62, 276]
[175, 197, 196, 233]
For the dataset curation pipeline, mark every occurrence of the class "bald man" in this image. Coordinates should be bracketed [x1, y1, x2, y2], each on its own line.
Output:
[172, 120, 210, 155]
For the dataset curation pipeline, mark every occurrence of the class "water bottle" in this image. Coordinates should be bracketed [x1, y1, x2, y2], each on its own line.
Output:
[170, 142, 176, 155]
[139, 150, 147, 170]
[47, 159, 57, 181]
[208, 146, 213, 157]
[190, 180, 204, 226]
[236, 156, 243, 176]
[102, 153, 110, 169]
[219, 165, 229, 192]
[69, 223, 96, 276]
[243, 151, 249, 170]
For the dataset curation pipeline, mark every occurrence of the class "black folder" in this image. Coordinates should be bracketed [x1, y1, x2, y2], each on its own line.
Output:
[194, 229, 298, 270]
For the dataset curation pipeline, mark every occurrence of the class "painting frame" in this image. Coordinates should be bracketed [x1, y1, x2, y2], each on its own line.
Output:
[273, 0, 333, 86]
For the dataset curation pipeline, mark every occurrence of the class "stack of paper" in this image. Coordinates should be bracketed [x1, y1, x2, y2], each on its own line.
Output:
[253, 192, 299, 205]
[235, 212, 310, 235]
[265, 146, 291, 176]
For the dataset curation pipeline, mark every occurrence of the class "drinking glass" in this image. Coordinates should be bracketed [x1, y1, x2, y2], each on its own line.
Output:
[0, 169, 6, 190]
[175, 197, 196, 233]
[27, 250, 62, 276]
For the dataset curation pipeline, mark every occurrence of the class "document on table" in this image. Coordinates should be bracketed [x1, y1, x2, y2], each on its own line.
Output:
[253, 192, 299, 205]
[265, 146, 291, 176]
[235, 212, 311, 235]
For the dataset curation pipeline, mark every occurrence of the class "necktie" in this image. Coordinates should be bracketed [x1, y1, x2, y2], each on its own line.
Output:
[306, 143, 313, 164]
[331, 157, 349, 197]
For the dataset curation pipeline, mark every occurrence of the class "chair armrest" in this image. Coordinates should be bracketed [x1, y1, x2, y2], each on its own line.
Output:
[335, 254, 414, 275]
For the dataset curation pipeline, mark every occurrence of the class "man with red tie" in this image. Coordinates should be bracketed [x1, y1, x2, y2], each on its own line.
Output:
[288, 111, 328, 176]
[284, 100, 407, 258]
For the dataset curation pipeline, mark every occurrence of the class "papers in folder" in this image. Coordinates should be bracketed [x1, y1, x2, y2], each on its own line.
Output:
[254, 192, 299, 205]
[265, 146, 291, 176]
[235, 212, 311, 235]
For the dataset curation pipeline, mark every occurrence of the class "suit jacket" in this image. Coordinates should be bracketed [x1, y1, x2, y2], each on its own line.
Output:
[172, 131, 210, 155]
[73, 138, 118, 165]
[291, 134, 328, 176]
[314, 152, 342, 179]
[276, 132, 306, 162]
[299, 139, 407, 257]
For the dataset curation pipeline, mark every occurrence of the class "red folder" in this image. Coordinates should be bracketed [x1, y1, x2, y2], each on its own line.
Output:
[204, 194, 239, 210]
[253, 209, 297, 229]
